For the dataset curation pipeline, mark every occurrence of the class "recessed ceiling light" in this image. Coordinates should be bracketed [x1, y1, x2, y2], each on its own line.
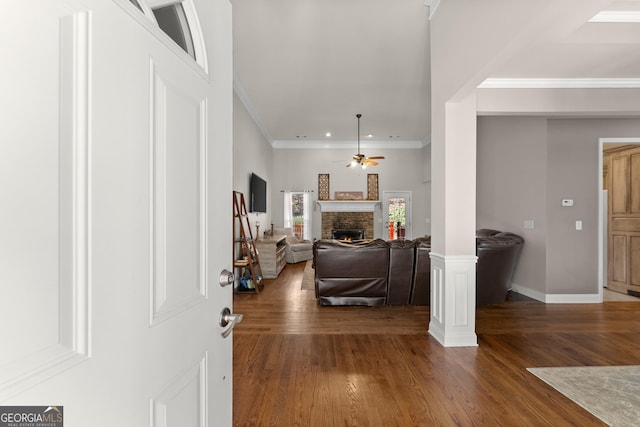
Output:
[325, 132, 332, 137]
[367, 134, 373, 138]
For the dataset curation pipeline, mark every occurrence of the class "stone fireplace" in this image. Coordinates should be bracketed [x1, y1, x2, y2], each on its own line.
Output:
[317, 200, 379, 240]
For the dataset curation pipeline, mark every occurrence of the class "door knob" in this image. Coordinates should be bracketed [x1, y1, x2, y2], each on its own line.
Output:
[219, 307, 243, 338]
[219, 269, 234, 287]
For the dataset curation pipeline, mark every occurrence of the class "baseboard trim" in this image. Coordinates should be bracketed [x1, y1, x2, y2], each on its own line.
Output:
[544, 293, 602, 304]
[510, 284, 545, 302]
[511, 284, 603, 303]
[428, 324, 478, 347]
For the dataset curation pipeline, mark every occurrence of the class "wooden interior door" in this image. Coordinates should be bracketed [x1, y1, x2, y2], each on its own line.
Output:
[605, 144, 640, 296]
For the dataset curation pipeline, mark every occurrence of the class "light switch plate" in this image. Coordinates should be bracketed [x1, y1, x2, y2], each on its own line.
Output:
[562, 199, 574, 207]
[524, 220, 535, 229]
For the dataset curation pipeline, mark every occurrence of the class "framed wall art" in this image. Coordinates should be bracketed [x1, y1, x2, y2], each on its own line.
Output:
[318, 173, 330, 200]
[367, 173, 379, 200]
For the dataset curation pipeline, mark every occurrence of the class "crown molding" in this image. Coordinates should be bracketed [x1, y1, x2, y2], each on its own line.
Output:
[478, 78, 640, 89]
[272, 139, 425, 150]
[589, 11, 640, 23]
[233, 78, 274, 145]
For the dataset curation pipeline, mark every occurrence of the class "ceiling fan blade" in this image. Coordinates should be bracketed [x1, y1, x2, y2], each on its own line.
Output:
[367, 156, 385, 159]
[364, 159, 379, 166]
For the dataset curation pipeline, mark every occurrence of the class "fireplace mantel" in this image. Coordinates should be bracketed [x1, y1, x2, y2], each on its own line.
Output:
[317, 200, 380, 212]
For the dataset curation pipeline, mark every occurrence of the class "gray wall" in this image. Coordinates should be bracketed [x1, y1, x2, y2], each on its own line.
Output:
[272, 146, 428, 240]
[477, 116, 640, 297]
[546, 119, 640, 294]
[477, 117, 548, 295]
[422, 142, 432, 236]
[233, 92, 273, 231]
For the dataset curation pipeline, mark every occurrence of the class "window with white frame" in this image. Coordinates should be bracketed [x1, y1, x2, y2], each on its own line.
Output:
[152, 3, 196, 59]
[283, 192, 312, 240]
[125, 0, 204, 65]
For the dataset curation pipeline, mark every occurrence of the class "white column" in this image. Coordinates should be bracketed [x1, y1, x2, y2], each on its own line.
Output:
[428, 254, 477, 346]
[428, 91, 478, 347]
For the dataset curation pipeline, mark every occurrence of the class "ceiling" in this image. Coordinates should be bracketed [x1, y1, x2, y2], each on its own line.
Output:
[485, 1, 640, 80]
[232, 0, 640, 147]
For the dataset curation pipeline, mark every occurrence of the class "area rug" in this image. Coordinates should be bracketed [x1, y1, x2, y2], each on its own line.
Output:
[527, 365, 640, 426]
[301, 260, 315, 290]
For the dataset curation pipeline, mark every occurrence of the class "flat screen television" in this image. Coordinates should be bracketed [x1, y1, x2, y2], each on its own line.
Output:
[250, 173, 267, 213]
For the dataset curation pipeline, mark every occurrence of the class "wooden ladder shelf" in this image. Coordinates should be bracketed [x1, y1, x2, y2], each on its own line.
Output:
[232, 191, 264, 293]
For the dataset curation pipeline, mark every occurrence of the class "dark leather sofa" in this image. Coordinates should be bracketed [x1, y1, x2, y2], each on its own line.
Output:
[312, 230, 523, 307]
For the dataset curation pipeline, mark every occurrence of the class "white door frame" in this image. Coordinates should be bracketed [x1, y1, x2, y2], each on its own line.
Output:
[598, 137, 640, 302]
[382, 191, 413, 240]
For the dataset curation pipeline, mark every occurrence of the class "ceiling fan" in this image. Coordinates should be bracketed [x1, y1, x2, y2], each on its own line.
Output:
[347, 113, 385, 169]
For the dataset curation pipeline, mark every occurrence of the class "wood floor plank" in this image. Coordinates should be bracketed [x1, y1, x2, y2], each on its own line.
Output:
[233, 262, 640, 426]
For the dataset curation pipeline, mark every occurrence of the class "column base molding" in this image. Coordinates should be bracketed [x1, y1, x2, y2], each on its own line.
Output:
[428, 252, 478, 347]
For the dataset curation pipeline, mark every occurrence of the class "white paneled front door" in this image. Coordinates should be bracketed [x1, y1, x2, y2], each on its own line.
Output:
[0, 1, 233, 425]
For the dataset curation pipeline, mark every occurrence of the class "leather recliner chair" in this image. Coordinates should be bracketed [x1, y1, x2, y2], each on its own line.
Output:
[408, 232, 522, 307]
[411, 236, 432, 306]
[475, 229, 524, 307]
[387, 239, 416, 305]
[313, 239, 389, 306]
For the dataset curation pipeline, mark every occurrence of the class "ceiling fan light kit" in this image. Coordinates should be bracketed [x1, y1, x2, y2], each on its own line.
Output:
[348, 114, 384, 169]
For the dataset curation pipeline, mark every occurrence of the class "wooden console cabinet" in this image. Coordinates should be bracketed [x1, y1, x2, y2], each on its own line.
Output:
[255, 235, 287, 278]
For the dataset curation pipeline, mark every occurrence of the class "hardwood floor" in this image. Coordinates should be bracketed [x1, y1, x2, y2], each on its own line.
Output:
[233, 262, 640, 426]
